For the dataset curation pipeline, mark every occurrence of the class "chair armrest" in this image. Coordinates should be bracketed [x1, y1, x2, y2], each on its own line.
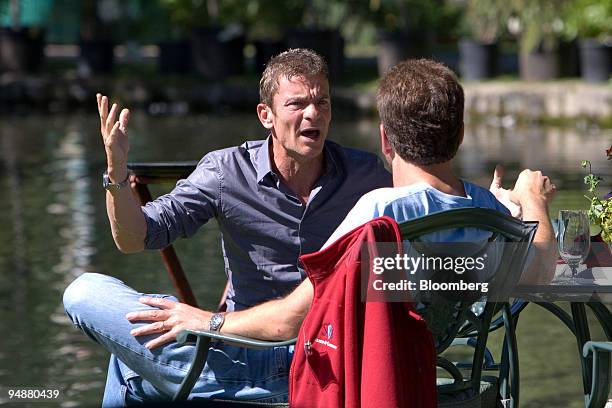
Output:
[172, 330, 296, 402]
[584, 341, 612, 354]
[582, 341, 612, 408]
[176, 329, 297, 349]
[127, 161, 198, 183]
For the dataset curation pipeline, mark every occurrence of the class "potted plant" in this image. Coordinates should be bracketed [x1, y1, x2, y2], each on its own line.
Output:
[582, 149, 612, 246]
[156, 0, 205, 74]
[511, 0, 567, 81]
[563, 0, 611, 82]
[457, 0, 510, 80]
[79, 0, 117, 75]
[282, 0, 350, 80]
[0, 0, 52, 74]
[361, 0, 439, 75]
[238, 0, 300, 75]
[159, 0, 246, 79]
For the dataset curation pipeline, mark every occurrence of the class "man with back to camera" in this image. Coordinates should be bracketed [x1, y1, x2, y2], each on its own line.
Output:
[63, 51, 535, 405]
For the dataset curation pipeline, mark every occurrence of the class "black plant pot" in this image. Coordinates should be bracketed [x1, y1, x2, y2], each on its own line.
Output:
[0, 27, 45, 73]
[559, 39, 580, 78]
[579, 38, 611, 82]
[79, 39, 114, 74]
[519, 45, 560, 81]
[191, 26, 245, 79]
[376, 30, 429, 76]
[458, 39, 498, 80]
[253, 38, 284, 74]
[285, 29, 344, 80]
[158, 40, 191, 74]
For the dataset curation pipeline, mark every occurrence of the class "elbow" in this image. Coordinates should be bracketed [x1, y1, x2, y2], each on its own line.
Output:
[117, 246, 143, 254]
[113, 238, 144, 254]
[273, 312, 304, 340]
[519, 252, 557, 285]
[273, 323, 300, 341]
[521, 263, 555, 285]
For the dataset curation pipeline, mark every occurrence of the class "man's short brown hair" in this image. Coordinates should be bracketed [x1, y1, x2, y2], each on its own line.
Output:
[376, 59, 464, 165]
[259, 48, 329, 109]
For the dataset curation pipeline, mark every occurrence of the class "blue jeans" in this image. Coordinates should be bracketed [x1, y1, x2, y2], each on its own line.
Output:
[63, 273, 292, 407]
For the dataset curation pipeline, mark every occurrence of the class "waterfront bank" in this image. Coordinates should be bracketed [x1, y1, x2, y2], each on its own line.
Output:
[1, 73, 610, 126]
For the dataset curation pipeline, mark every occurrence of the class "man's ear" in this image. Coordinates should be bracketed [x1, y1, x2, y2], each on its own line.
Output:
[380, 123, 395, 165]
[257, 103, 274, 129]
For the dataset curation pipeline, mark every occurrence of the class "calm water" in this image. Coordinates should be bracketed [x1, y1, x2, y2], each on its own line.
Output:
[0, 113, 610, 407]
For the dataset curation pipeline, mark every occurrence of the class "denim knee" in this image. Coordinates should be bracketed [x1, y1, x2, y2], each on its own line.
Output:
[63, 273, 115, 324]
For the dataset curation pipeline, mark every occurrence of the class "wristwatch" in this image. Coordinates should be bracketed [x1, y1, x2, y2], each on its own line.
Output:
[103, 171, 130, 192]
[208, 313, 225, 332]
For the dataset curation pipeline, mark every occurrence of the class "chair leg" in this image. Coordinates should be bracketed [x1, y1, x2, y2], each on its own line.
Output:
[499, 303, 520, 408]
[173, 336, 211, 401]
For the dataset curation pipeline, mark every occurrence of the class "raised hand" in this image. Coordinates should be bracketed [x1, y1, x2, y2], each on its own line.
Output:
[97, 93, 130, 183]
[489, 164, 522, 218]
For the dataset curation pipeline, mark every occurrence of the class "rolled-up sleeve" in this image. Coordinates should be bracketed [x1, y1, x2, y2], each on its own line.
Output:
[142, 154, 222, 249]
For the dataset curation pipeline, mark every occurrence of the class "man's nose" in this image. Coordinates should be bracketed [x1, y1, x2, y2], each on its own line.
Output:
[303, 103, 319, 121]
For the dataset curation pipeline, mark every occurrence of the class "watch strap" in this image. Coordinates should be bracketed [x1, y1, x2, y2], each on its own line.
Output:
[103, 171, 130, 192]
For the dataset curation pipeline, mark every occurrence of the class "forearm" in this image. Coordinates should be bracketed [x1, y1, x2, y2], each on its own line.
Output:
[519, 197, 558, 284]
[106, 187, 147, 253]
[221, 280, 313, 340]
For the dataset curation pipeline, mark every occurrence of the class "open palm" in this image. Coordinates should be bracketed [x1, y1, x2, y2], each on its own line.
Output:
[97, 93, 130, 178]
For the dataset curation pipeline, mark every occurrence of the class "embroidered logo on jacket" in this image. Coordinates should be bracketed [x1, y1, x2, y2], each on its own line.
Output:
[321, 323, 333, 340]
[315, 323, 338, 350]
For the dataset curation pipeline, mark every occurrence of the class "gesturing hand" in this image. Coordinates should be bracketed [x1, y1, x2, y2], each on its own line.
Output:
[126, 297, 213, 350]
[97, 93, 130, 182]
[512, 168, 556, 206]
[489, 164, 522, 218]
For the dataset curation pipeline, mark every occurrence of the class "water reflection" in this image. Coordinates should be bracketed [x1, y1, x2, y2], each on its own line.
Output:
[0, 114, 609, 407]
[0, 123, 28, 388]
[48, 123, 107, 406]
[459, 124, 612, 189]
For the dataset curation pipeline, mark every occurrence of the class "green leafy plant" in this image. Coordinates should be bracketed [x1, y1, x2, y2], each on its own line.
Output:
[511, 0, 568, 54]
[362, 0, 442, 33]
[158, 0, 255, 35]
[459, 0, 511, 43]
[582, 147, 612, 243]
[563, 0, 612, 41]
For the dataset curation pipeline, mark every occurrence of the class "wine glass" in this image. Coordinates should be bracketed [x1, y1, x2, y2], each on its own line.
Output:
[557, 210, 591, 282]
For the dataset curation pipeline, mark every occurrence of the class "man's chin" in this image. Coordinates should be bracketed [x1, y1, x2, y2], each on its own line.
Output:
[286, 144, 324, 163]
[300, 142, 325, 158]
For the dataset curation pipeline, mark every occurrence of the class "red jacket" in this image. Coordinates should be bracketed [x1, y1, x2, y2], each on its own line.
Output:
[289, 217, 436, 408]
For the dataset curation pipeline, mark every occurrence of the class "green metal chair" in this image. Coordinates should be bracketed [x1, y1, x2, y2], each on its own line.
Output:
[397, 208, 537, 408]
[174, 208, 538, 407]
[582, 341, 612, 408]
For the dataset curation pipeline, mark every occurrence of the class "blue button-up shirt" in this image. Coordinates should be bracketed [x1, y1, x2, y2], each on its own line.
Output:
[142, 138, 391, 311]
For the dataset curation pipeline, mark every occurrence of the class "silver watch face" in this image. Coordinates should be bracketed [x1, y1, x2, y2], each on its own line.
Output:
[102, 172, 112, 189]
[209, 313, 224, 331]
[103, 172, 128, 191]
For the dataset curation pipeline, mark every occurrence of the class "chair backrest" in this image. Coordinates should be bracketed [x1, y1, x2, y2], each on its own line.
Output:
[397, 208, 537, 398]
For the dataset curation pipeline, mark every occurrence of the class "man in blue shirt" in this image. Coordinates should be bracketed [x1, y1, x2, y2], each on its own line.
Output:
[63, 49, 391, 405]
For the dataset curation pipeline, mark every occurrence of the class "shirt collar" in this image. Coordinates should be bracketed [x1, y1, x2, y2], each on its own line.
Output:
[323, 142, 339, 177]
[254, 135, 339, 184]
[254, 135, 274, 183]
